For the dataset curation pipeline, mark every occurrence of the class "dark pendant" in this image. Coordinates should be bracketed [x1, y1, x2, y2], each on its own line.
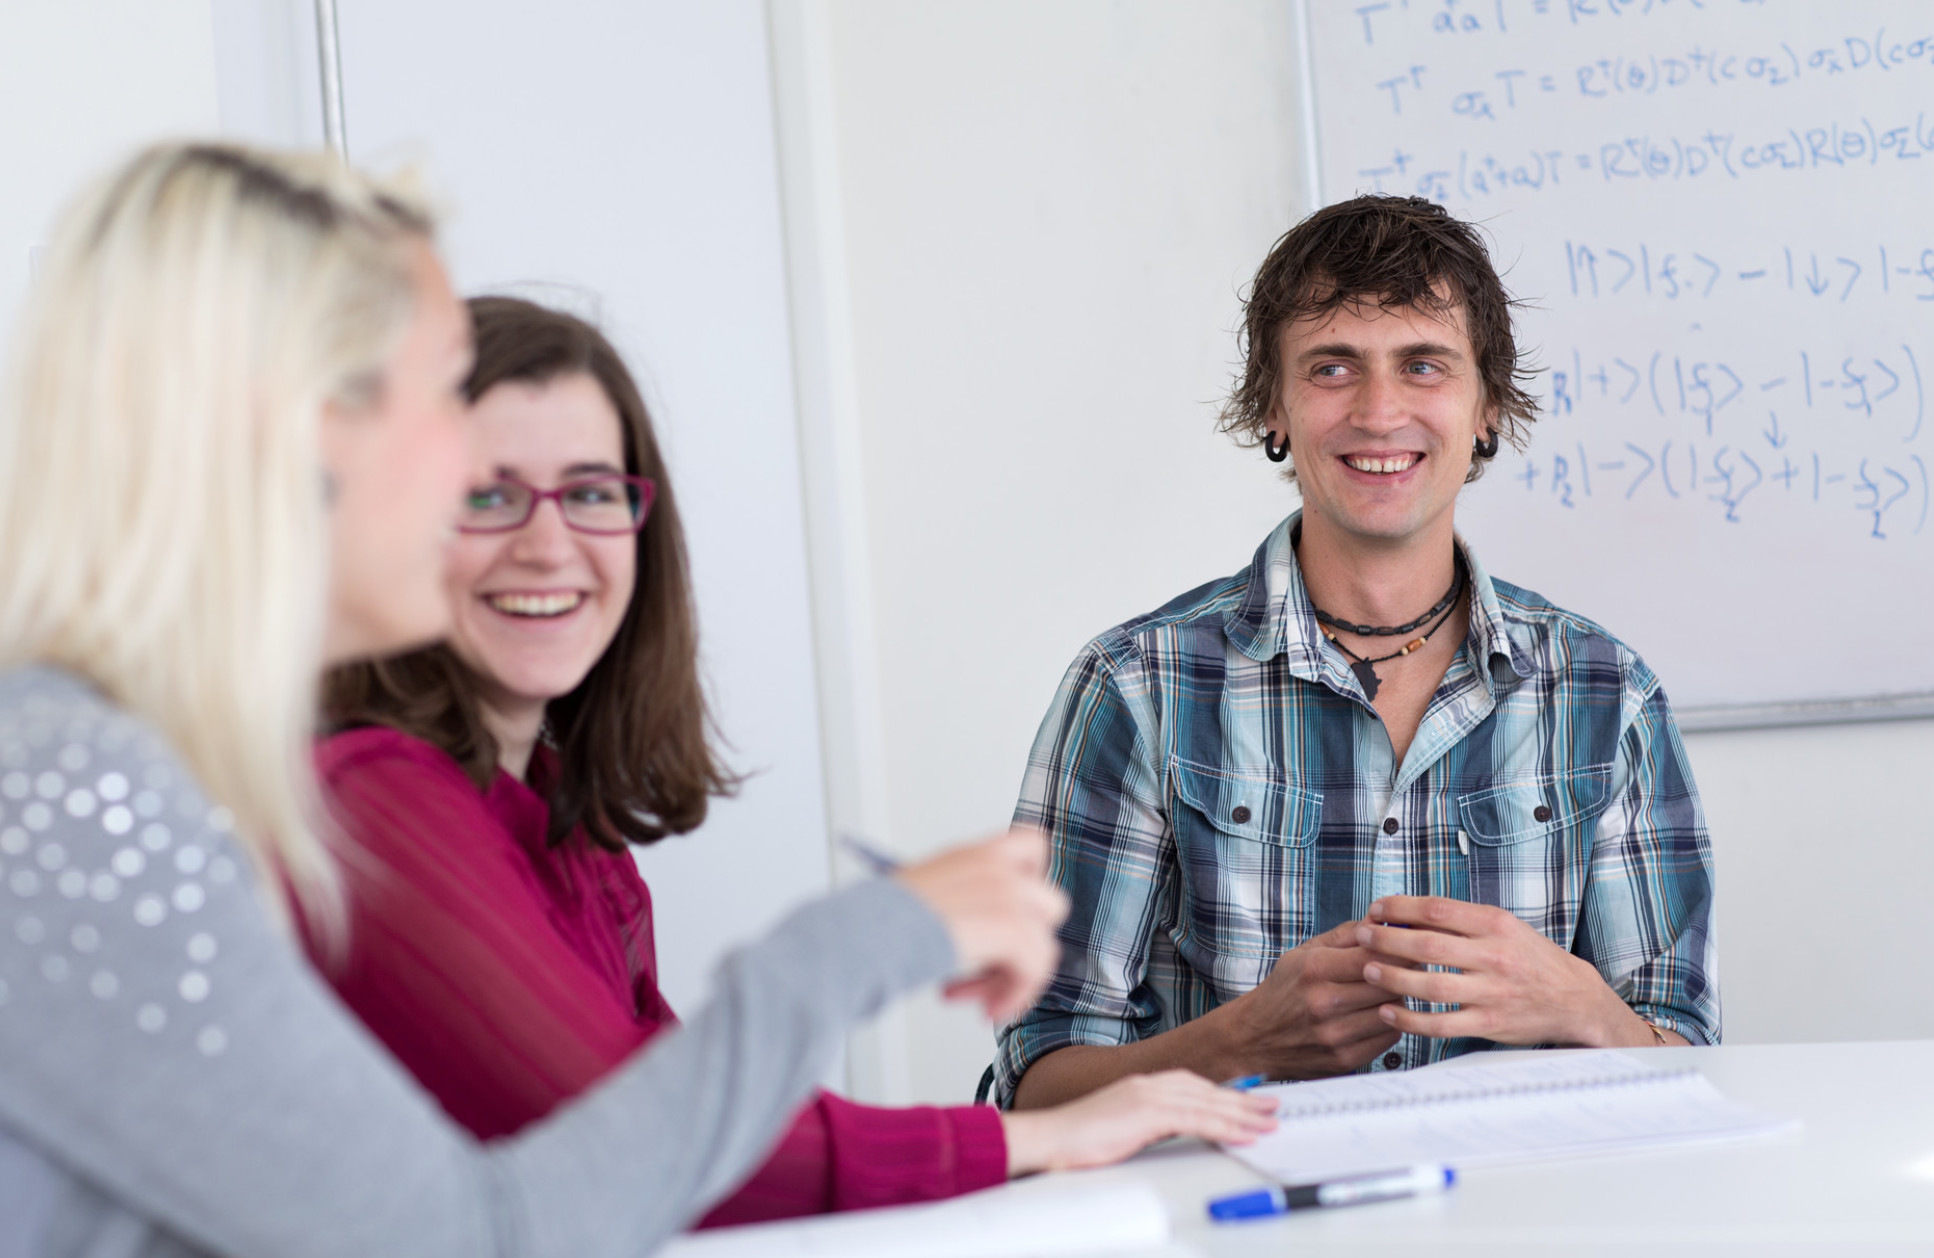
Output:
[1352, 659, 1382, 701]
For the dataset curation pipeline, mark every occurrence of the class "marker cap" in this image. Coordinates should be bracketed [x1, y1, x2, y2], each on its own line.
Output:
[1206, 1186, 1286, 1221]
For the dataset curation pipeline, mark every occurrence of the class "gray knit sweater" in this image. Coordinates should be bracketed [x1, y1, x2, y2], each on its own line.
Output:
[0, 666, 956, 1257]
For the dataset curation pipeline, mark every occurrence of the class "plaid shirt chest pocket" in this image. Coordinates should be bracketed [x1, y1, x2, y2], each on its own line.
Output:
[1456, 763, 1614, 945]
[1166, 758, 1324, 992]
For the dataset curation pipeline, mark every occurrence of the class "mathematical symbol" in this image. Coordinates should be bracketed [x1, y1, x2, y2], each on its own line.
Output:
[1621, 443, 1655, 499]
[1840, 358, 1872, 416]
[1871, 358, 1901, 405]
[1374, 64, 1428, 116]
[1614, 358, 1641, 403]
[1607, 249, 1636, 294]
[1804, 254, 1829, 296]
[1356, 3, 1391, 44]
[1694, 255, 1721, 298]
[1836, 257, 1862, 302]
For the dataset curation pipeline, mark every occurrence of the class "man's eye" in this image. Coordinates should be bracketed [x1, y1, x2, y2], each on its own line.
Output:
[1407, 360, 1443, 376]
[1314, 363, 1348, 378]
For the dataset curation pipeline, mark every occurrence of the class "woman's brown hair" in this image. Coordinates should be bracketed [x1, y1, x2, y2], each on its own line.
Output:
[322, 295, 737, 849]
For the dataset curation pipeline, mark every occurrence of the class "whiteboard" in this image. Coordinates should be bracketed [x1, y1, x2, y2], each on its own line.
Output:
[1300, 0, 1934, 718]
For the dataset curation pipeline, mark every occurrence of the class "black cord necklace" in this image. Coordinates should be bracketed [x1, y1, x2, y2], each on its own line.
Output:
[1311, 563, 1463, 638]
[1309, 560, 1465, 702]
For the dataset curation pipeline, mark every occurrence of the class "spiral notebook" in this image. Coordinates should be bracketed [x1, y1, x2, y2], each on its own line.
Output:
[1225, 1049, 1798, 1183]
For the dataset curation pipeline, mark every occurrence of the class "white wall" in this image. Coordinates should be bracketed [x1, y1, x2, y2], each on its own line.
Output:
[1689, 720, 1934, 1046]
[779, 0, 1934, 1104]
[0, 0, 220, 355]
[212, 1, 835, 1017]
[779, 0, 1313, 1103]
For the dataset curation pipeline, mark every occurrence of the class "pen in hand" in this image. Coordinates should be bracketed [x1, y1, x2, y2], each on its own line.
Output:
[839, 832, 900, 876]
[843, 827, 1067, 1024]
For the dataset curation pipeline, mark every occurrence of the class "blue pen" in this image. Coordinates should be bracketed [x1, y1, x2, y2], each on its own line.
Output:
[838, 832, 900, 875]
[1222, 1073, 1268, 1091]
[1208, 1164, 1455, 1222]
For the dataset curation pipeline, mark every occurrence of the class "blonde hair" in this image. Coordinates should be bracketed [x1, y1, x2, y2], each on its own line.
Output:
[0, 142, 436, 934]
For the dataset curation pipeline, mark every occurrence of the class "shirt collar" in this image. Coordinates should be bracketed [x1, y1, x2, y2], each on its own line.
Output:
[1223, 509, 1531, 696]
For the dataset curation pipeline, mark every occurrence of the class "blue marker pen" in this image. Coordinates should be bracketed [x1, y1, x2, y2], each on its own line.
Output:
[1221, 1074, 1268, 1091]
[1207, 1164, 1455, 1222]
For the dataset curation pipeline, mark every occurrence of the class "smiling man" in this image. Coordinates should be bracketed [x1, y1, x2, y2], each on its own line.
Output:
[995, 196, 1719, 1108]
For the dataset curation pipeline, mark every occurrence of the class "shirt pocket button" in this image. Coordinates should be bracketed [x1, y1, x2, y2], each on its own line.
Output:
[1533, 804, 1553, 823]
[1231, 805, 1252, 824]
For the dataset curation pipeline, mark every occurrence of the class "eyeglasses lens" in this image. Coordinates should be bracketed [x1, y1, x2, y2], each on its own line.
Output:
[560, 478, 643, 532]
[463, 482, 532, 531]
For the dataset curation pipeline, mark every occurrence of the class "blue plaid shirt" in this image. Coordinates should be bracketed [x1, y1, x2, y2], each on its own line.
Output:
[994, 512, 1719, 1103]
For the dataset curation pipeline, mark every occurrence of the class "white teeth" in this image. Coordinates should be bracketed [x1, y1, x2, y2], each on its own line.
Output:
[1347, 455, 1416, 474]
[487, 592, 585, 618]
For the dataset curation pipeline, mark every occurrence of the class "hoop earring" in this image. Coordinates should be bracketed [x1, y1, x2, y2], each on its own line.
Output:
[1473, 429, 1500, 459]
[1265, 431, 1290, 463]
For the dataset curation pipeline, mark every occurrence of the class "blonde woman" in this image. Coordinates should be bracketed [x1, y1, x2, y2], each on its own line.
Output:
[0, 142, 1064, 1257]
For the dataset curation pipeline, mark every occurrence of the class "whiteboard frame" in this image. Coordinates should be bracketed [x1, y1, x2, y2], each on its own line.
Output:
[1288, 0, 1928, 735]
[1676, 694, 1934, 735]
[1291, 0, 1323, 217]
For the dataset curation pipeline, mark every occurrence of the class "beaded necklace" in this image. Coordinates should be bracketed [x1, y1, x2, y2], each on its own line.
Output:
[1310, 559, 1465, 702]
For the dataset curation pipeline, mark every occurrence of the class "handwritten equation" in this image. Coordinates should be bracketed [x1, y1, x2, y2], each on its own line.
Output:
[1545, 344, 1925, 440]
[1320, 0, 1934, 550]
[1355, 0, 1772, 48]
[1353, 111, 1934, 201]
[1374, 28, 1934, 121]
[1561, 241, 1934, 305]
[1517, 340, 1930, 537]
[1508, 440, 1927, 539]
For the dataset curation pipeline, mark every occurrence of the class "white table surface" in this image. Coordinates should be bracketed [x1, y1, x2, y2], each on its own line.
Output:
[1003, 1040, 1934, 1257]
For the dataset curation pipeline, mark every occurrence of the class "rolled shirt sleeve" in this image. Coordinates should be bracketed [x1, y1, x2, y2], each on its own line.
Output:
[995, 639, 1172, 1105]
[1582, 682, 1721, 1045]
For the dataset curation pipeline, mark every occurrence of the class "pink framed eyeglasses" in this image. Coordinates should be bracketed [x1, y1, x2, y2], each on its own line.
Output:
[457, 474, 658, 535]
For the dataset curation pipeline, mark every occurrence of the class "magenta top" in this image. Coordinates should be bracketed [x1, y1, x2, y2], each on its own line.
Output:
[310, 726, 1006, 1229]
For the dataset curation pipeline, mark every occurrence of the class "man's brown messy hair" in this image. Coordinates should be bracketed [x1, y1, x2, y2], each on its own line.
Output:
[1218, 195, 1539, 482]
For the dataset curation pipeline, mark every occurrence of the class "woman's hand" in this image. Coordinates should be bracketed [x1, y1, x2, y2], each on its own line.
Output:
[1000, 1070, 1280, 1176]
[893, 828, 1069, 1023]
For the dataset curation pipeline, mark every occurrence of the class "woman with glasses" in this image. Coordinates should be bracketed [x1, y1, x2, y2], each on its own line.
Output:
[0, 145, 1073, 1257]
[312, 295, 1279, 1228]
